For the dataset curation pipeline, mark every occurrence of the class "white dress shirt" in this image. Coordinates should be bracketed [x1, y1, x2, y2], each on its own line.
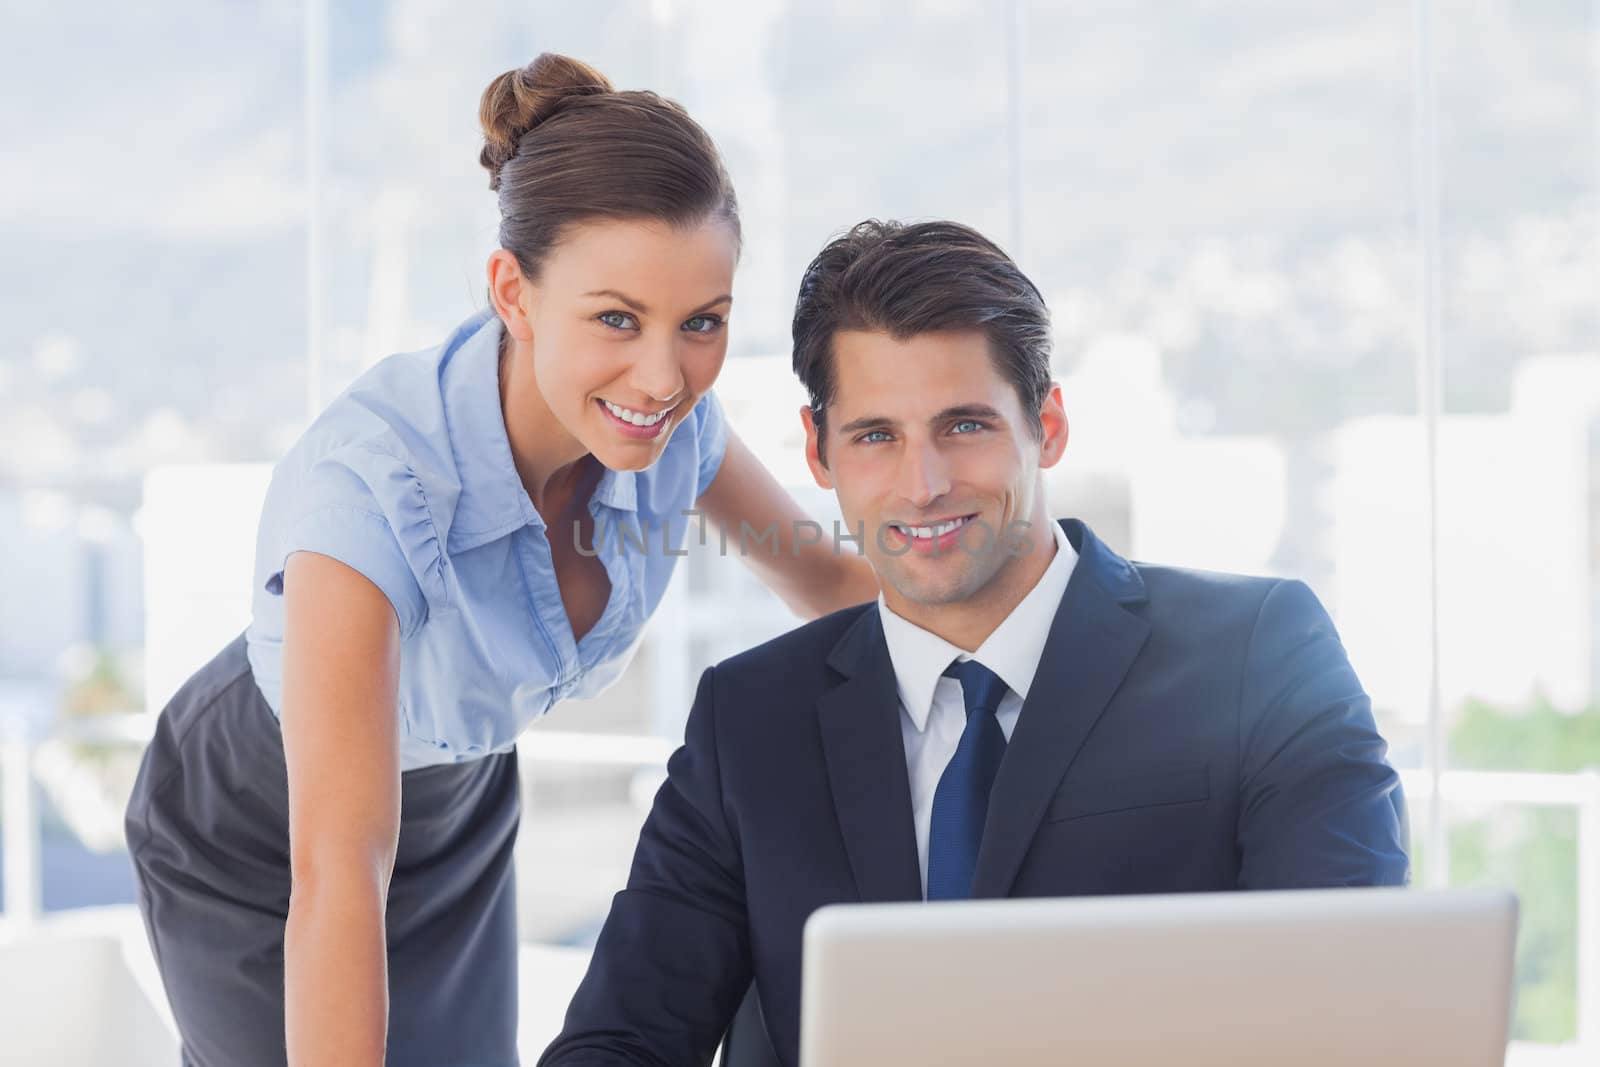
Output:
[878, 520, 1079, 897]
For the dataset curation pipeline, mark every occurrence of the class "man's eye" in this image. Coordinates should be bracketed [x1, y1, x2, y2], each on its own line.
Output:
[597, 311, 637, 330]
[952, 419, 985, 434]
[859, 430, 892, 444]
[683, 314, 724, 334]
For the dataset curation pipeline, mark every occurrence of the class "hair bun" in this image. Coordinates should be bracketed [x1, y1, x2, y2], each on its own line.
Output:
[479, 53, 613, 190]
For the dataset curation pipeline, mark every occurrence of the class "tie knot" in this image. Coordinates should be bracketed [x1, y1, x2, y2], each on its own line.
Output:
[942, 659, 1007, 719]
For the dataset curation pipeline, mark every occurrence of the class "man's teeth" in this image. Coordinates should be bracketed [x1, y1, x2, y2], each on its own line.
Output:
[602, 400, 669, 427]
[895, 516, 971, 540]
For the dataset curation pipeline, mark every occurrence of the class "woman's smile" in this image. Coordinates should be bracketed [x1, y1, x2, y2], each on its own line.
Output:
[597, 397, 676, 439]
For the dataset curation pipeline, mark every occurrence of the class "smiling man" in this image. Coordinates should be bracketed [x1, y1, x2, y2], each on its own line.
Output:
[540, 220, 1410, 1067]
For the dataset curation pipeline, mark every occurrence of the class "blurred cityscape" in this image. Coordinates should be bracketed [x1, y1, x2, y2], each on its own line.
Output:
[0, 0, 1596, 1051]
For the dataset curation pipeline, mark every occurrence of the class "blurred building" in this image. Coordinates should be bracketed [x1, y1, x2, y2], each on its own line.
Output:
[0, 490, 142, 695]
[1334, 353, 1600, 721]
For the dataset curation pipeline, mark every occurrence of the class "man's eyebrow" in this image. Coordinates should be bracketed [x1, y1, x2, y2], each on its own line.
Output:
[583, 290, 734, 317]
[837, 413, 898, 436]
[933, 403, 1004, 423]
[835, 404, 1005, 437]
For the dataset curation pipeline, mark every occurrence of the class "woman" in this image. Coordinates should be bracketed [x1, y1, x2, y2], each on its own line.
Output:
[124, 53, 876, 1067]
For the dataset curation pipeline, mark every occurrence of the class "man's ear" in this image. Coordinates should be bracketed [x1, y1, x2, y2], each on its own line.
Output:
[1037, 383, 1069, 470]
[800, 405, 834, 490]
[487, 250, 535, 342]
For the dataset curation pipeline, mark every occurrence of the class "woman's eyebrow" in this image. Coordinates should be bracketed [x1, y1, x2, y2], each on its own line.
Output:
[688, 294, 734, 315]
[582, 290, 733, 316]
[584, 288, 649, 312]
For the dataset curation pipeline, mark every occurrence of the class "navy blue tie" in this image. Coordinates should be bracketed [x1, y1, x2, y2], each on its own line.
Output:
[926, 659, 1009, 900]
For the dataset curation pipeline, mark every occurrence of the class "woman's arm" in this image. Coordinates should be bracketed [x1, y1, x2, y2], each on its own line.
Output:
[280, 551, 404, 1067]
[695, 429, 878, 619]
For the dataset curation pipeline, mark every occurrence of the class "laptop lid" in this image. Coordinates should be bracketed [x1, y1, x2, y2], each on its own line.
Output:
[800, 887, 1517, 1067]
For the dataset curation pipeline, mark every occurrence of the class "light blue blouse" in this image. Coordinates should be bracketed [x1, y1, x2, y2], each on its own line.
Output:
[245, 306, 728, 771]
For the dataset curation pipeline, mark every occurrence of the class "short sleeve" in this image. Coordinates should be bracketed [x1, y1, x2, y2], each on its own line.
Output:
[260, 445, 439, 640]
[691, 390, 730, 499]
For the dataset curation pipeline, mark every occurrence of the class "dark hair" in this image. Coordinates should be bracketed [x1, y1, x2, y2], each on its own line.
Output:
[478, 53, 740, 280]
[791, 219, 1052, 464]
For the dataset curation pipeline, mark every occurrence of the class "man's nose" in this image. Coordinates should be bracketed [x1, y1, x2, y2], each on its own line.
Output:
[896, 440, 951, 510]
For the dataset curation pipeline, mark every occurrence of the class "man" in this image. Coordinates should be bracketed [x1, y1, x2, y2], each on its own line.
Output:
[540, 220, 1409, 1067]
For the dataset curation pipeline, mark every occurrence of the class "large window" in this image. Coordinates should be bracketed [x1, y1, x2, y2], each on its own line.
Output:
[1, 0, 1595, 1058]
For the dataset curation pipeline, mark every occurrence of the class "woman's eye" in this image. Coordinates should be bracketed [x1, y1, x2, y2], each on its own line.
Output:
[597, 311, 637, 330]
[682, 314, 724, 334]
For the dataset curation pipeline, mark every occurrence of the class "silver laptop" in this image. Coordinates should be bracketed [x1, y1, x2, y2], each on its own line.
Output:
[800, 887, 1518, 1067]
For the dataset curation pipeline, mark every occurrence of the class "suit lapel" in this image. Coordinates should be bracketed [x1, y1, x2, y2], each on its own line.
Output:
[971, 520, 1152, 899]
[817, 609, 923, 903]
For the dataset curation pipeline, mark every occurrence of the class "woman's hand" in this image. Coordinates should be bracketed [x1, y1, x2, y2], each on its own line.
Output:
[696, 430, 878, 619]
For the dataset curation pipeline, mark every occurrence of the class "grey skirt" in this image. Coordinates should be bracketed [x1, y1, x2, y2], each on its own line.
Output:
[124, 634, 522, 1067]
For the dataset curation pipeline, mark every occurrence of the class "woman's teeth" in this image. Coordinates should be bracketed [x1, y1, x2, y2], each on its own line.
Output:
[895, 516, 971, 540]
[602, 400, 669, 427]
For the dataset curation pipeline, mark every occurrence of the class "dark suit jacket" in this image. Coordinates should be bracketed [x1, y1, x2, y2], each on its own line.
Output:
[541, 519, 1410, 1067]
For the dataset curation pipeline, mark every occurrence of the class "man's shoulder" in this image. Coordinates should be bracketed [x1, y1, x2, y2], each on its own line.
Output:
[1125, 559, 1330, 641]
[710, 601, 876, 685]
[1130, 559, 1281, 600]
[1065, 519, 1291, 617]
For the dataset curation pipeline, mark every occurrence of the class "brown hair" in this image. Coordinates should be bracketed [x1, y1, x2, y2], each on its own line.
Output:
[478, 53, 740, 280]
[792, 219, 1053, 464]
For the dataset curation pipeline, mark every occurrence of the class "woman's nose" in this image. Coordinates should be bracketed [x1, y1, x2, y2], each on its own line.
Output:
[632, 342, 685, 405]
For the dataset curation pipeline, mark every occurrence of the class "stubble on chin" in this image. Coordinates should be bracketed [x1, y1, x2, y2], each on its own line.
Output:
[881, 554, 997, 610]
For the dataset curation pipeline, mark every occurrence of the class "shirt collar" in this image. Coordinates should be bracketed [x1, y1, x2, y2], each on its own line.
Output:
[877, 598, 964, 733]
[441, 308, 637, 553]
[878, 520, 1078, 733]
[591, 465, 638, 512]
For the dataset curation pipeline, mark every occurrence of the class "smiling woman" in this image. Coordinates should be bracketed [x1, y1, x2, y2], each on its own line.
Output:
[121, 51, 876, 1067]
[492, 216, 738, 496]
